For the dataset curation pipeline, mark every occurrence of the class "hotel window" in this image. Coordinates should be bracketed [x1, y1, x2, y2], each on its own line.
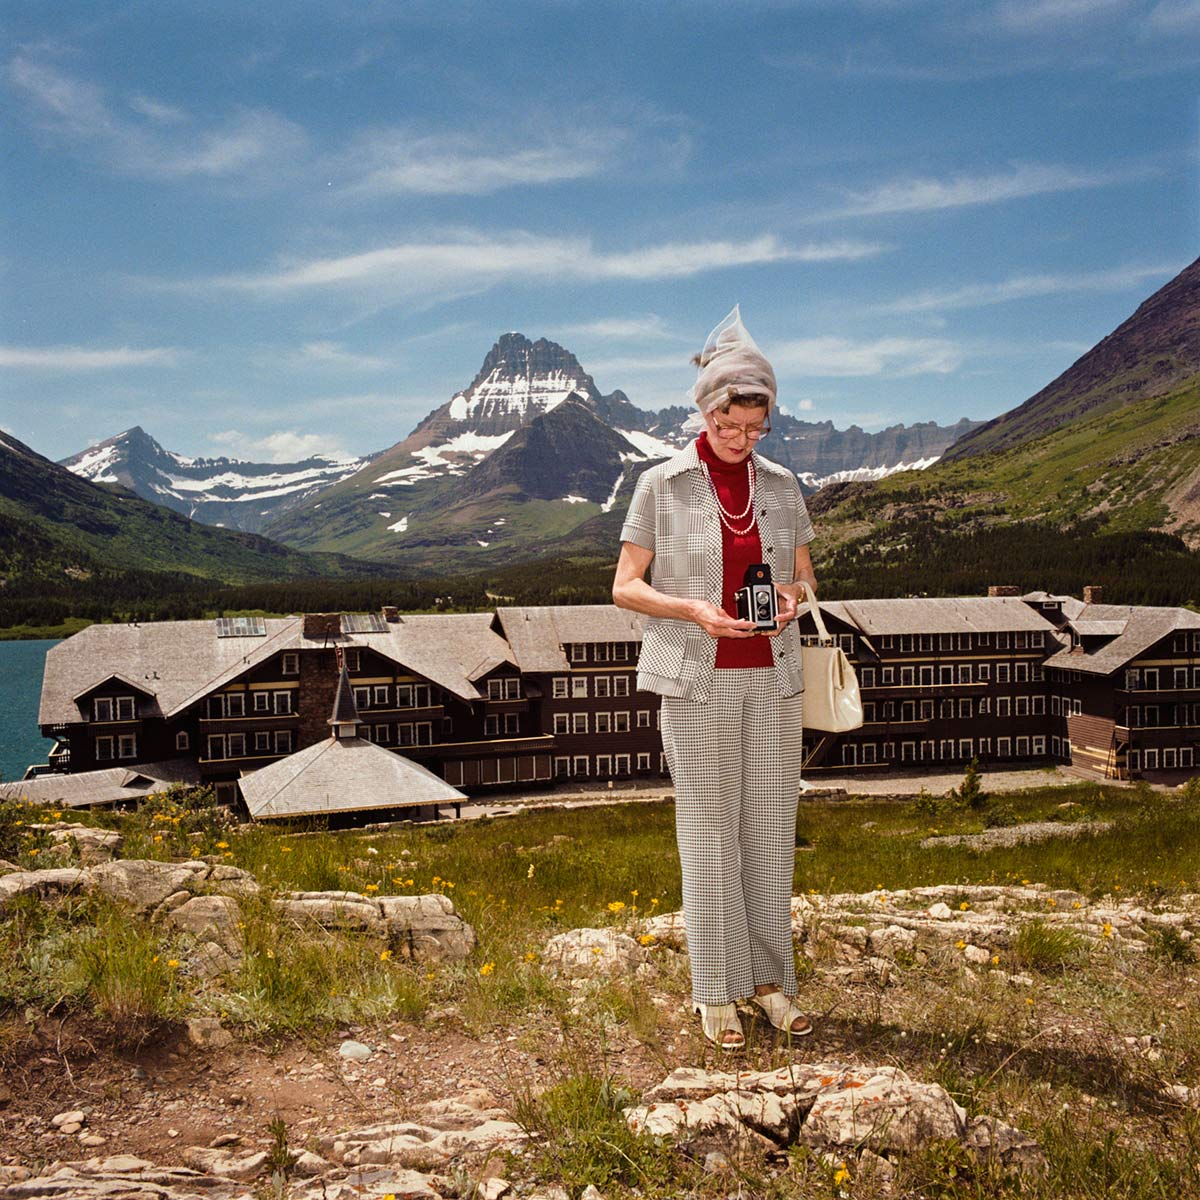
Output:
[554, 713, 569, 734]
[504, 713, 520, 735]
[553, 677, 569, 699]
[442, 717, 453, 737]
[880, 636, 893, 649]
[996, 664, 1010, 684]
[573, 756, 590, 776]
[1033, 696, 1045, 715]
[226, 693, 245, 718]
[416, 722, 432, 745]
[1031, 664, 1044, 681]
[596, 754, 613, 776]
[205, 735, 225, 760]
[861, 667, 876, 688]
[344, 649, 362, 672]
[900, 667, 915, 686]
[355, 687, 372, 710]
[206, 696, 224, 720]
[899, 701, 914, 721]
[614, 643, 629, 661]
[95, 735, 115, 761]
[1175, 634, 1189, 652]
[1051, 696, 1061, 715]
[939, 739, 955, 759]
[958, 739, 973, 759]
[1015, 697, 1029, 716]
[1072, 699, 1082, 716]
[883, 701, 896, 719]
[554, 756, 571, 778]
[978, 664, 990, 682]
[93, 697, 114, 722]
[596, 643, 610, 663]
[573, 713, 589, 734]
[571, 677, 588, 699]
[1014, 632, 1028, 649]
[979, 737, 992, 755]
[614, 711, 631, 733]
[920, 700, 934, 720]
[865, 701, 877, 722]
[253, 691, 270, 713]
[883, 742, 895, 759]
[958, 634, 971, 651]
[374, 724, 392, 744]
[273, 691, 292, 715]
[900, 635, 914, 652]
[958, 699, 972, 718]
[115, 696, 136, 721]
[282, 653, 299, 675]
[637, 710, 650, 728]
[569, 643, 587, 663]
[487, 679, 504, 701]
[613, 676, 630, 697]
[997, 697, 1011, 717]
[919, 634, 934, 652]
[1164, 748, 1179, 768]
[862, 744, 878, 765]
[1014, 662, 1029, 683]
[1016, 736, 1030, 756]
[978, 633, 991, 647]
[978, 696, 990, 714]
[997, 633, 1010, 649]
[1033, 736, 1046, 756]
[939, 634, 953, 651]
[939, 666, 954, 685]
[1144, 748, 1160, 769]
[176, 730, 190, 751]
[881, 667, 894, 685]
[397, 724, 414, 747]
[374, 685, 391, 707]
[254, 730, 271, 753]
[485, 715, 500, 736]
[637, 752, 651, 770]
[1175, 668, 1189, 688]
[1183, 748, 1195, 767]
[1125, 668, 1141, 690]
[595, 713, 612, 734]
[998, 737, 1012, 757]
[901, 741, 916, 762]
[940, 699, 954, 719]
[397, 684, 413, 707]
[595, 676, 610, 698]
[958, 664, 972, 684]
[227, 733, 245, 758]
[275, 730, 292, 754]
[505, 678, 521, 700]
[414, 685, 432, 707]
[919, 666, 934, 686]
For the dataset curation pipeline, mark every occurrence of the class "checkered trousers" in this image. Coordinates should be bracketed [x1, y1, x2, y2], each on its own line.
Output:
[661, 667, 804, 1005]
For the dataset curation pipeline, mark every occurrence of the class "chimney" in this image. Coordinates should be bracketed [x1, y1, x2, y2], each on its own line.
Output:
[987, 585, 1019, 597]
[1083, 585, 1103, 605]
[302, 612, 342, 639]
[382, 606, 400, 623]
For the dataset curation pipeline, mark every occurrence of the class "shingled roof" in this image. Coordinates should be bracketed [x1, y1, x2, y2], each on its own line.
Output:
[1044, 604, 1200, 675]
[38, 612, 516, 727]
[0, 759, 200, 809]
[833, 597, 1056, 637]
[239, 738, 465, 820]
[495, 605, 645, 673]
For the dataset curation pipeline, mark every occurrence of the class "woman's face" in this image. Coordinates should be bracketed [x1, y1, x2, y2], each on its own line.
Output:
[704, 401, 769, 465]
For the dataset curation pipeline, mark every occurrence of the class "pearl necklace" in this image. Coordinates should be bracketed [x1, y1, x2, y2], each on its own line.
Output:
[702, 455, 757, 536]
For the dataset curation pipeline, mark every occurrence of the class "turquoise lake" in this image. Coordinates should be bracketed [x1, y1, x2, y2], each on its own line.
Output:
[0, 639, 59, 783]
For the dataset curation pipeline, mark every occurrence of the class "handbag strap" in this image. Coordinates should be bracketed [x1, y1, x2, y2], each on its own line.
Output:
[798, 582, 834, 645]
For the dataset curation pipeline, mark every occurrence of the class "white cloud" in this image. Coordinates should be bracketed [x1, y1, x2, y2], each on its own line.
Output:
[819, 162, 1146, 219]
[1147, 0, 1200, 29]
[187, 232, 884, 305]
[991, 0, 1131, 28]
[7, 56, 308, 183]
[0, 345, 178, 370]
[338, 128, 620, 197]
[291, 341, 391, 370]
[873, 261, 1182, 313]
[554, 315, 677, 341]
[210, 429, 352, 462]
[773, 336, 964, 377]
[776, 398, 816, 415]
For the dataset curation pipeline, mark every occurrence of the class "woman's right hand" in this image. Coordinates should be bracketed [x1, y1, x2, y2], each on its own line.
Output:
[689, 600, 758, 639]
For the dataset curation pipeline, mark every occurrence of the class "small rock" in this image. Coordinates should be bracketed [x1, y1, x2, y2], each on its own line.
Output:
[964, 945, 992, 965]
[704, 1150, 731, 1172]
[182, 1146, 271, 1181]
[859, 1148, 896, 1181]
[50, 1109, 85, 1128]
[580, 1187, 606, 1200]
[291, 1149, 332, 1177]
[928, 902, 953, 919]
[186, 1016, 233, 1049]
[209, 1133, 242, 1148]
[339, 1039, 373, 1061]
[168, 1128, 180, 1138]
[58, 1121, 82, 1135]
[527, 1187, 571, 1200]
[479, 1178, 510, 1200]
[0, 1166, 30, 1184]
[79, 1134, 106, 1147]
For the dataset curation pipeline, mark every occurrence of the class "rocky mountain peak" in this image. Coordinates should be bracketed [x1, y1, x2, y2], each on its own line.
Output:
[470, 332, 594, 394]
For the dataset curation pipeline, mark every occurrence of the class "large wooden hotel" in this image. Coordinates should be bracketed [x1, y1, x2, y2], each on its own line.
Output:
[13, 587, 1199, 818]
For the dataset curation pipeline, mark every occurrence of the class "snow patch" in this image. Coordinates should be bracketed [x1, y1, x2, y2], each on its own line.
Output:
[373, 430, 514, 485]
[798, 457, 941, 490]
[448, 370, 583, 423]
[617, 428, 679, 462]
[387, 515, 410, 532]
[561, 494, 588, 504]
[601, 469, 626, 514]
[378, 511, 391, 518]
[476, 539, 489, 547]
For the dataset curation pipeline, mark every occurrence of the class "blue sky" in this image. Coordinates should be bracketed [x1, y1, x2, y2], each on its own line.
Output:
[1, 0, 1196, 464]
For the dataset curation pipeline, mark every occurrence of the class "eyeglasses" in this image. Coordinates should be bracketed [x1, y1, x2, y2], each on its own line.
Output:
[711, 414, 771, 441]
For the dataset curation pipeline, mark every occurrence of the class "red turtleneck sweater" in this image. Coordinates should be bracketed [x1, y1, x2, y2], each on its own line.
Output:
[696, 433, 774, 669]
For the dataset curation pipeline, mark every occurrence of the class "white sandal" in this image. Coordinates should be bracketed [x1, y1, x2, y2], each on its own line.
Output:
[751, 991, 813, 1037]
[693, 1002, 745, 1049]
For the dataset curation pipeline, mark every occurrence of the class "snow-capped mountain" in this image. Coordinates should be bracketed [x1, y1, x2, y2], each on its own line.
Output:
[60, 426, 370, 534]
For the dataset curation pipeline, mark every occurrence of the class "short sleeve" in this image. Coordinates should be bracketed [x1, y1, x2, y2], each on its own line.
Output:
[619, 471, 657, 552]
[794, 483, 815, 547]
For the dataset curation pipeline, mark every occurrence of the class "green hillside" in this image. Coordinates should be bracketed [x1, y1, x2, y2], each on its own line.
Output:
[0, 432, 387, 586]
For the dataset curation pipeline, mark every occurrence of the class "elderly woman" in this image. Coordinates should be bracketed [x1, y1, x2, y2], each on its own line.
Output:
[612, 306, 817, 1049]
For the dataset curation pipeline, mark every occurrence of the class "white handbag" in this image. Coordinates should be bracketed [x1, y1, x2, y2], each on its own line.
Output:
[797, 586, 864, 733]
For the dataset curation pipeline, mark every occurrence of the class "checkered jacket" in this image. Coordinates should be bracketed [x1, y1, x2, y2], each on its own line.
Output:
[619, 441, 815, 702]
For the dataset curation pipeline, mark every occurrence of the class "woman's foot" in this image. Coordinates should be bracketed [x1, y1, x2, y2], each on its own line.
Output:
[751, 987, 814, 1037]
[693, 1002, 745, 1049]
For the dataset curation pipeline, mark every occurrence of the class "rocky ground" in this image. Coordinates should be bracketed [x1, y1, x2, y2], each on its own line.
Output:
[1, 819, 1197, 1199]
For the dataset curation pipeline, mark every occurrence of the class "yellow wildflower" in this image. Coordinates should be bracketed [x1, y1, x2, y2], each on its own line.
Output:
[959, 901, 970, 911]
[527, 863, 535, 879]
[167, 959, 180, 969]
[280, 846, 294, 853]
[364, 883, 379, 893]
[1026, 997, 1034, 1005]
[833, 1163, 850, 1185]
[215, 841, 229, 850]
[479, 962, 495, 976]
[1101, 922, 1113, 938]
[380, 949, 392, 962]
[638, 934, 656, 946]
[523, 951, 539, 963]
[607, 901, 626, 913]
[956, 940, 966, 950]
[991, 955, 1000, 966]
[152, 835, 163, 844]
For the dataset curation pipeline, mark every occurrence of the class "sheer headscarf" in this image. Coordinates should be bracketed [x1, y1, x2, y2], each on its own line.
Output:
[684, 305, 776, 432]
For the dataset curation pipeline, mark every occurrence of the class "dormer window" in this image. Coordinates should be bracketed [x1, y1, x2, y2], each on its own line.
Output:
[345, 649, 362, 673]
[94, 697, 113, 722]
[282, 653, 299, 675]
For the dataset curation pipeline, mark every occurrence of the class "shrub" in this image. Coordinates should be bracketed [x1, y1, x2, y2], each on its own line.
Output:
[1149, 925, 1196, 965]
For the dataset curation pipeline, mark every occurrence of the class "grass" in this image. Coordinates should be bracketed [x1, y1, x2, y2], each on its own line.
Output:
[2, 777, 1199, 1197]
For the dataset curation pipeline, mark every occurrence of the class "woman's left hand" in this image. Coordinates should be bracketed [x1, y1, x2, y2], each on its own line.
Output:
[766, 583, 802, 636]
